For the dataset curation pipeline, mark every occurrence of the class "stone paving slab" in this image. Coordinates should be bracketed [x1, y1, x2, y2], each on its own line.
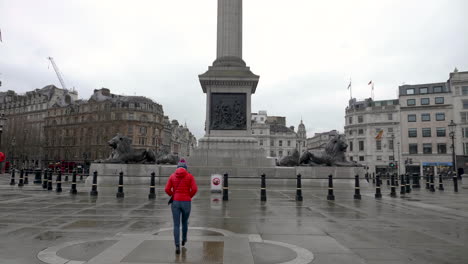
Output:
[0, 175, 467, 263]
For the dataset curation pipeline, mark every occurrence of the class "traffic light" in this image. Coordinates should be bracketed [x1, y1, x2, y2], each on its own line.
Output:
[389, 162, 395, 167]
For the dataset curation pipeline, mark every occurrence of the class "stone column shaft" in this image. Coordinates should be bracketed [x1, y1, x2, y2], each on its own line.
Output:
[217, 0, 242, 59]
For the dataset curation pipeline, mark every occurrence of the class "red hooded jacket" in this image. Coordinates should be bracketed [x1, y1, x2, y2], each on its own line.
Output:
[165, 168, 198, 201]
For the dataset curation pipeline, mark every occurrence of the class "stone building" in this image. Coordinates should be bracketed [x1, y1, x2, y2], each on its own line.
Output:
[0, 85, 77, 167]
[307, 130, 343, 153]
[251, 111, 302, 159]
[296, 120, 307, 153]
[344, 98, 401, 174]
[449, 70, 468, 173]
[399, 82, 453, 175]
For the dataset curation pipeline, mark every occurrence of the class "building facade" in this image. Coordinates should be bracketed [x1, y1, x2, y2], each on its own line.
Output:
[251, 111, 302, 159]
[344, 98, 401, 174]
[307, 130, 343, 153]
[399, 82, 453, 175]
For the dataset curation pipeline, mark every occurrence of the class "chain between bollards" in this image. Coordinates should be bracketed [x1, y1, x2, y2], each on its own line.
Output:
[375, 173, 382, 199]
[260, 174, 267, 202]
[327, 174, 335, 200]
[70, 170, 78, 195]
[18, 169, 24, 187]
[116, 171, 125, 198]
[148, 172, 156, 200]
[90, 171, 98, 196]
[296, 174, 303, 201]
[354, 175, 361, 200]
[222, 173, 229, 201]
[438, 174, 444, 191]
[56, 171, 63, 193]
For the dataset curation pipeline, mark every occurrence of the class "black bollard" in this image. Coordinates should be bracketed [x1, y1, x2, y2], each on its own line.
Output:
[18, 169, 24, 187]
[453, 175, 458, 193]
[354, 175, 361, 200]
[372, 172, 376, 184]
[400, 174, 406, 195]
[116, 171, 124, 198]
[24, 170, 29, 184]
[390, 173, 397, 197]
[64, 173, 69, 182]
[56, 171, 63, 193]
[260, 174, 267, 202]
[425, 174, 430, 189]
[9, 169, 16, 185]
[405, 174, 411, 193]
[296, 174, 303, 201]
[90, 171, 98, 196]
[395, 173, 399, 187]
[42, 169, 48, 189]
[327, 174, 335, 200]
[148, 172, 156, 200]
[222, 173, 229, 201]
[430, 174, 435, 192]
[386, 173, 390, 186]
[34, 169, 42, 184]
[438, 174, 444, 191]
[70, 170, 78, 195]
[47, 169, 53, 191]
[375, 174, 382, 199]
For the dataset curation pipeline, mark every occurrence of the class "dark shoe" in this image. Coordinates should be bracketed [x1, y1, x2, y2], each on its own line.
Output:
[182, 239, 187, 247]
[176, 245, 180, 254]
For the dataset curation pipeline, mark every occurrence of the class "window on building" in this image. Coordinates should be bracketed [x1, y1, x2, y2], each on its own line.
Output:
[279, 140, 283, 146]
[252, 130, 254, 134]
[389, 139, 394, 150]
[389, 155, 395, 161]
[436, 127, 446, 137]
[436, 113, 445, 121]
[437, 143, 447, 154]
[421, 98, 430, 105]
[463, 100, 468, 109]
[359, 156, 365, 161]
[388, 113, 393, 120]
[408, 114, 416, 122]
[260, 117, 264, 121]
[138, 137, 146, 145]
[270, 150, 275, 157]
[270, 140, 274, 146]
[409, 144, 418, 154]
[434, 86, 443, 93]
[376, 140, 382, 150]
[128, 125, 133, 134]
[388, 127, 394, 133]
[350, 156, 354, 161]
[287, 140, 291, 147]
[423, 143, 432, 154]
[348, 116, 353, 124]
[463, 128, 468, 138]
[420, 87, 428, 94]
[407, 99, 416, 106]
[278, 150, 283, 157]
[349, 130, 353, 135]
[128, 113, 134, 120]
[461, 112, 468, 123]
[408, 128, 417, 137]
[377, 156, 382, 161]
[435, 97, 444, 104]
[421, 113, 430, 121]
[349, 141, 353, 151]
[358, 129, 364, 135]
[259, 140, 264, 146]
[462, 86, 468, 95]
[358, 116, 363, 123]
[422, 128, 431, 137]
[406, 88, 415, 95]
[139, 126, 147, 135]
[260, 130, 263, 134]
[359, 141, 364, 151]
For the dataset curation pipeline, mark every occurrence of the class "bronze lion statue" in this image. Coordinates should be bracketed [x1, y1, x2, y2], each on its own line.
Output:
[299, 136, 361, 167]
[277, 149, 300, 167]
[97, 134, 156, 164]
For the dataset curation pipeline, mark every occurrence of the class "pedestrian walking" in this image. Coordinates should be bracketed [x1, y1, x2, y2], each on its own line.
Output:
[165, 159, 198, 254]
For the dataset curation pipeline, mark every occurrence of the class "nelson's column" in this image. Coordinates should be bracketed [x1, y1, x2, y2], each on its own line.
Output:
[190, 0, 274, 167]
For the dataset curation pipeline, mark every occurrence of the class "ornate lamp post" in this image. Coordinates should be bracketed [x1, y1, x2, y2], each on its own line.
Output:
[448, 120, 457, 173]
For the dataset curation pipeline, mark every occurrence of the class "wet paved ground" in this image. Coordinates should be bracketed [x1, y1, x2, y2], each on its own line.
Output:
[0, 174, 467, 264]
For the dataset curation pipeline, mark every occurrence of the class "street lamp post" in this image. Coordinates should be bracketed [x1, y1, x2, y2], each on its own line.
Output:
[448, 120, 457, 174]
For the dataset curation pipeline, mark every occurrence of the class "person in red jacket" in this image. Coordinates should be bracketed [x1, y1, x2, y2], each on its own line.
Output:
[165, 159, 198, 254]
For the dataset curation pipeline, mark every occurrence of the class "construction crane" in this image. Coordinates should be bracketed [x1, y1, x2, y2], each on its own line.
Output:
[47, 57, 68, 90]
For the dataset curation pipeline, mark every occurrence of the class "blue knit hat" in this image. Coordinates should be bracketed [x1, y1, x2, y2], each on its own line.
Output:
[177, 159, 187, 169]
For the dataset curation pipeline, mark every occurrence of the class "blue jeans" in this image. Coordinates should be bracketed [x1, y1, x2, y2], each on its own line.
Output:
[171, 201, 191, 246]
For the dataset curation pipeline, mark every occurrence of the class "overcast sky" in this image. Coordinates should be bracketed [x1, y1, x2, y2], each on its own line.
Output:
[1, 0, 467, 139]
